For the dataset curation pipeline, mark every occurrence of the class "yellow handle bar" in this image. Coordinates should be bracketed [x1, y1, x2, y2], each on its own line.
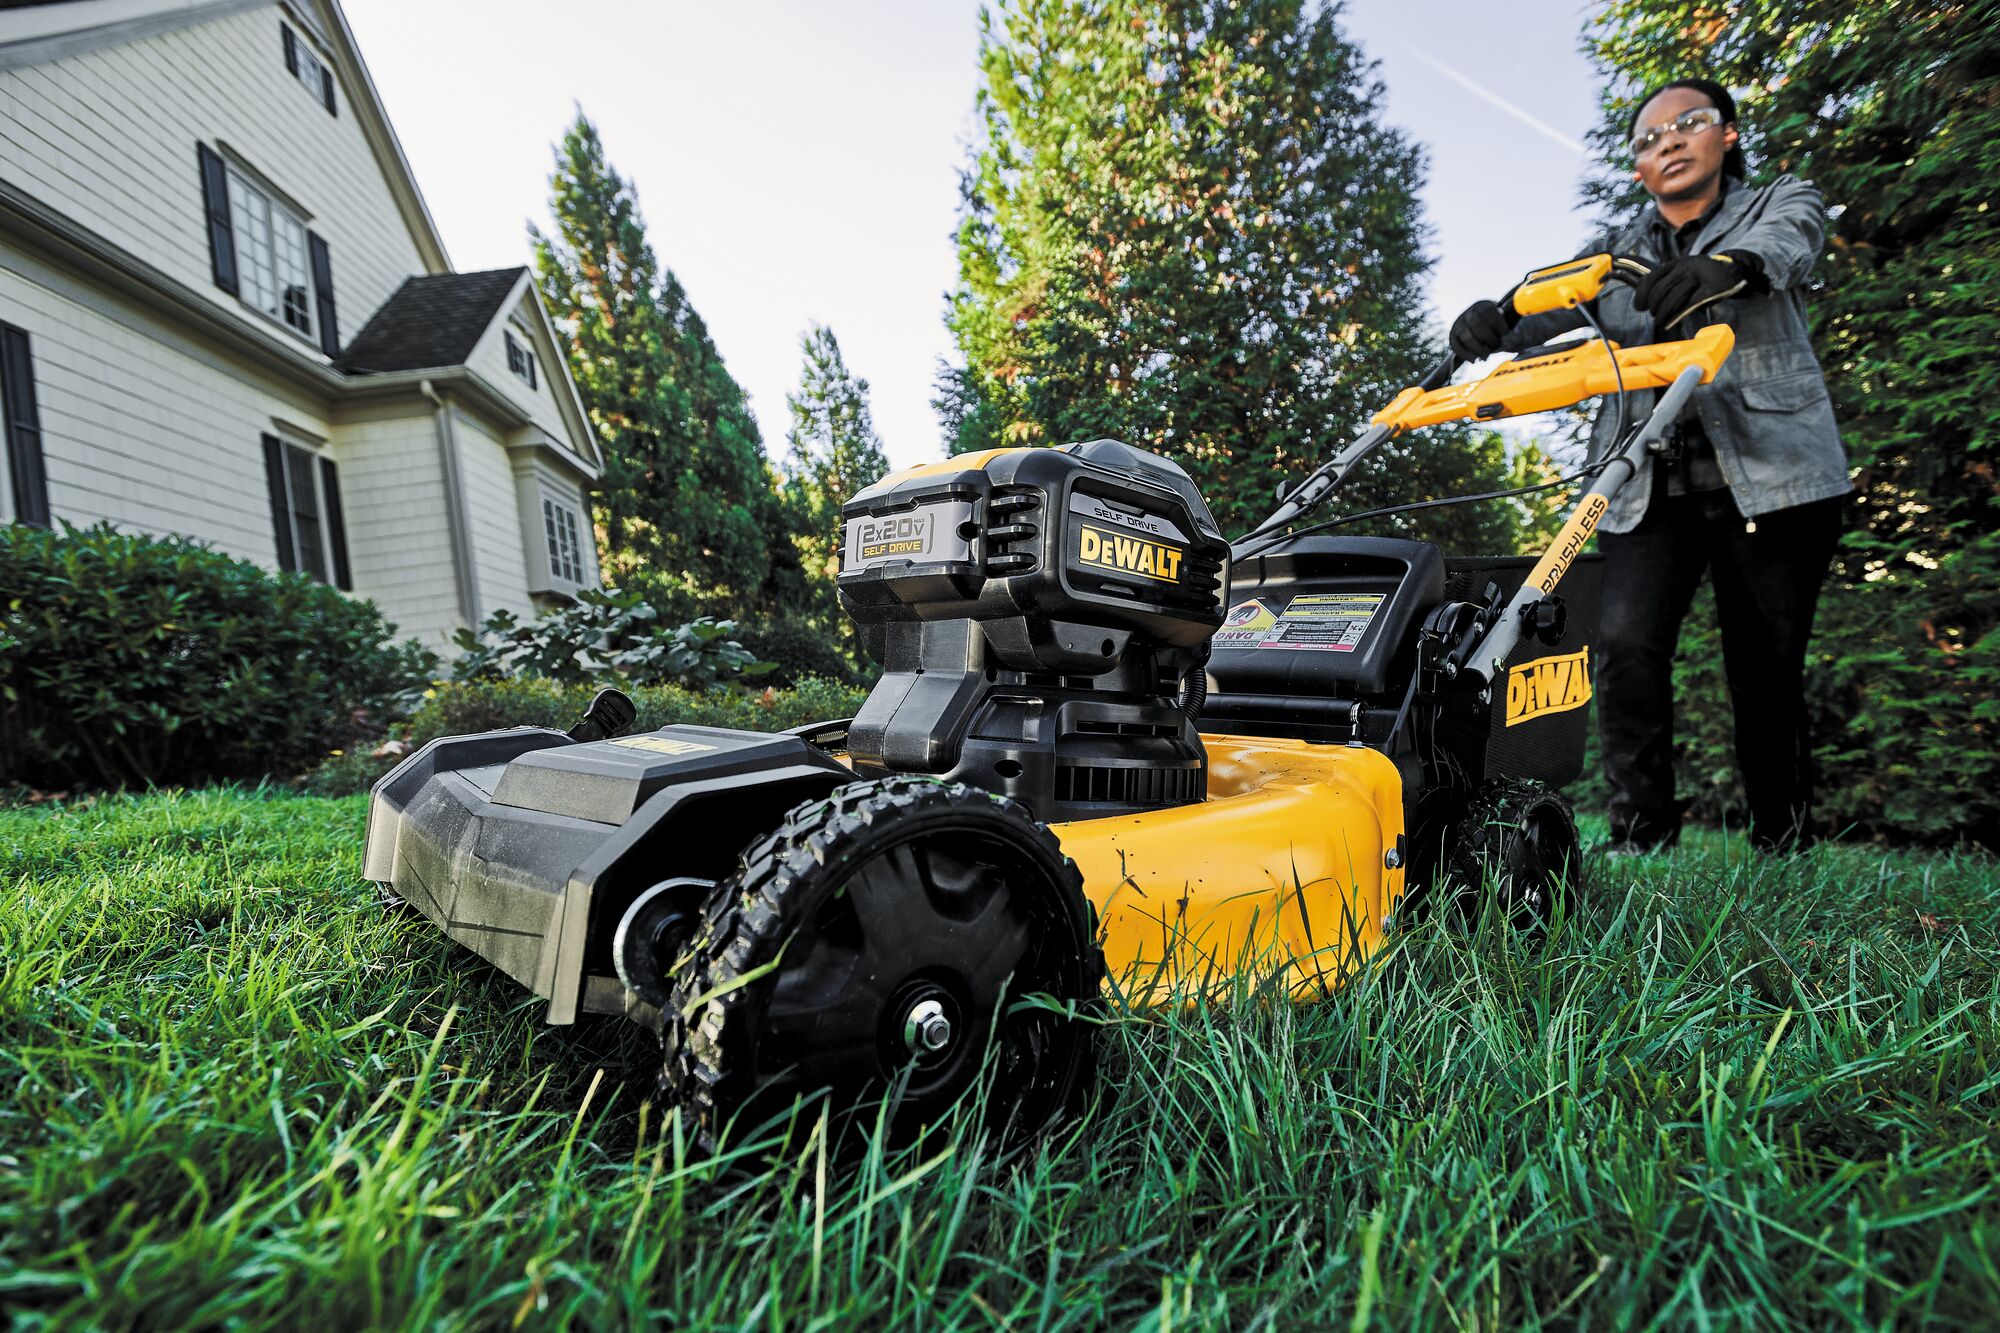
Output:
[1371, 324, 1734, 432]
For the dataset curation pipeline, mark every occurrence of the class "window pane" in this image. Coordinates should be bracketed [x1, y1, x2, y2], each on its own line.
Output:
[230, 175, 277, 318]
[274, 214, 314, 336]
[286, 442, 328, 581]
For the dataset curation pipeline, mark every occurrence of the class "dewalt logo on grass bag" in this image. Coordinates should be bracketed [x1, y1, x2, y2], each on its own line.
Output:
[1075, 524, 1184, 583]
[1505, 646, 1592, 727]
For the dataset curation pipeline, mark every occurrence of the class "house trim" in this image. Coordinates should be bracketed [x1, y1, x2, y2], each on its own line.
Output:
[0, 0, 452, 276]
[0, 181, 600, 485]
[0, 0, 270, 72]
[0, 178, 342, 395]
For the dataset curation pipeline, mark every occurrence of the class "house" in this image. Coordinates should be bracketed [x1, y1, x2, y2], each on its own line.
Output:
[0, 0, 603, 651]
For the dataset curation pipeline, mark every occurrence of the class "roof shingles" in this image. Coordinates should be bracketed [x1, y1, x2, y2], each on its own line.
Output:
[336, 267, 525, 374]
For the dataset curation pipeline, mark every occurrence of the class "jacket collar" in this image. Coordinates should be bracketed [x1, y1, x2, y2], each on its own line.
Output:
[1643, 175, 1753, 253]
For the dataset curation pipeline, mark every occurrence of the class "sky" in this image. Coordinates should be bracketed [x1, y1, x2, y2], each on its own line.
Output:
[342, 0, 1609, 472]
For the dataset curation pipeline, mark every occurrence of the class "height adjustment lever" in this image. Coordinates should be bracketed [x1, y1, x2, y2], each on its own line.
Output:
[1522, 596, 1567, 646]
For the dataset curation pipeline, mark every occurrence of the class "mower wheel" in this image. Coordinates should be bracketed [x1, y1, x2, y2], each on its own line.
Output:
[663, 775, 1103, 1155]
[1446, 781, 1582, 926]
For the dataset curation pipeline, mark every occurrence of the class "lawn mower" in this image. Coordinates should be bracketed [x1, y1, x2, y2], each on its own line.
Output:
[364, 253, 1734, 1149]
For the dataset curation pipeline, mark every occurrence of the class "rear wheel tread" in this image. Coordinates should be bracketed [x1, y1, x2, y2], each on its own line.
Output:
[663, 774, 1102, 1153]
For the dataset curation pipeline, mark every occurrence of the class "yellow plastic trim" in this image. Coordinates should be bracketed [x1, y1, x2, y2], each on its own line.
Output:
[1052, 734, 1405, 1006]
[874, 447, 1026, 484]
[1512, 254, 1615, 315]
[1370, 324, 1735, 432]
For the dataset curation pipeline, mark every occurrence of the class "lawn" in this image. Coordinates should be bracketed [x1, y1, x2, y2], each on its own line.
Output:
[2, 787, 1996, 1330]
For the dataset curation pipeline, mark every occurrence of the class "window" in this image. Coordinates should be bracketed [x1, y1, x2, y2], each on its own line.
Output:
[1, 322, 50, 527]
[228, 168, 315, 341]
[542, 495, 585, 585]
[261, 433, 350, 589]
[505, 330, 538, 389]
[282, 23, 336, 115]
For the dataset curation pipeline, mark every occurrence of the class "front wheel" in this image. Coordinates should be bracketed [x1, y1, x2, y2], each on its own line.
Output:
[663, 776, 1103, 1155]
[1445, 780, 1582, 927]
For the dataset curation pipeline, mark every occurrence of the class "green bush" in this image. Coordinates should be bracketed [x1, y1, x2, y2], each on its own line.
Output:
[406, 675, 869, 748]
[449, 587, 773, 690]
[731, 612, 871, 686]
[0, 522, 435, 790]
[1570, 571, 1999, 849]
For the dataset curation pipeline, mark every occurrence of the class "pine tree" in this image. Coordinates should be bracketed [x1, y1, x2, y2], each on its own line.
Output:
[1581, 0, 2000, 844]
[782, 324, 889, 593]
[530, 112, 773, 609]
[939, 0, 1521, 551]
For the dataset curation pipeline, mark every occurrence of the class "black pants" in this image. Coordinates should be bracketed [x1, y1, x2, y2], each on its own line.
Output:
[1595, 490, 1843, 849]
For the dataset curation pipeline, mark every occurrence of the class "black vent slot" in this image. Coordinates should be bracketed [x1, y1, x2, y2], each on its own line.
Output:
[1074, 719, 1179, 737]
[985, 486, 1041, 576]
[1054, 763, 1204, 808]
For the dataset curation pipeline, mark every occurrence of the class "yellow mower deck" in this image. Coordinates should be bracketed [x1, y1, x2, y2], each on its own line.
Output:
[1053, 733, 1404, 1005]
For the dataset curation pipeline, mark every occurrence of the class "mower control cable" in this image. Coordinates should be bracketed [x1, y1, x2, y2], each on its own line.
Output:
[1231, 262, 1652, 565]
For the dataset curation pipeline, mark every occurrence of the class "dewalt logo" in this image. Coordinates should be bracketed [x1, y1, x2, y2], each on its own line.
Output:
[1076, 524, 1184, 583]
[1505, 646, 1593, 727]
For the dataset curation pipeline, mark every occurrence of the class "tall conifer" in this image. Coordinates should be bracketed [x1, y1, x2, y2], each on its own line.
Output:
[940, 0, 1518, 549]
[531, 112, 773, 607]
[782, 324, 889, 592]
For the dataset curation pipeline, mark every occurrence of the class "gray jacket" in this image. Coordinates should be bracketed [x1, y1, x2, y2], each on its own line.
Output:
[1506, 174, 1850, 532]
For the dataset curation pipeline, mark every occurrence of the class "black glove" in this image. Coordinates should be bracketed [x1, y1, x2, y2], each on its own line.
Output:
[1448, 299, 1511, 361]
[1632, 254, 1748, 329]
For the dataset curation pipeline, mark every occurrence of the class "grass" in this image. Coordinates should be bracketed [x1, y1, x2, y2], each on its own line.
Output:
[2, 787, 1996, 1330]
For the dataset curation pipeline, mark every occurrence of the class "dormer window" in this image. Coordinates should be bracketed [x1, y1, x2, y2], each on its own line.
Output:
[505, 330, 538, 389]
[282, 23, 336, 115]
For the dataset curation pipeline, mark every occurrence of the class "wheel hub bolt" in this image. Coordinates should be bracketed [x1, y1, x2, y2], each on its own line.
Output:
[904, 999, 952, 1054]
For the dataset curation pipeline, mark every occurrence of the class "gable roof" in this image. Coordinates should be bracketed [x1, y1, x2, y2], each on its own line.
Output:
[0, 0, 452, 274]
[336, 267, 524, 373]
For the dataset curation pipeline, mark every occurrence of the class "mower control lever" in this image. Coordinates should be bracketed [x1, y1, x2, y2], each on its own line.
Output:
[568, 687, 637, 743]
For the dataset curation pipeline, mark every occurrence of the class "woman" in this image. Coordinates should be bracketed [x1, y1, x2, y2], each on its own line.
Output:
[1449, 78, 1850, 852]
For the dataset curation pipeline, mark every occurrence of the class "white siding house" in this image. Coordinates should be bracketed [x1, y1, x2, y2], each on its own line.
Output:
[0, 0, 603, 652]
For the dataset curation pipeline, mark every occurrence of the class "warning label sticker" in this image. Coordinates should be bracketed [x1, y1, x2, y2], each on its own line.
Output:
[1215, 591, 1384, 653]
[1215, 598, 1280, 648]
[1262, 592, 1383, 652]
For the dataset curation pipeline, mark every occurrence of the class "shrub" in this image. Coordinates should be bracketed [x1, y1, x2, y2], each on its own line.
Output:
[0, 522, 435, 790]
[406, 676, 869, 747]
[449, 587, 773, 690]
[731, 612, 872, 686]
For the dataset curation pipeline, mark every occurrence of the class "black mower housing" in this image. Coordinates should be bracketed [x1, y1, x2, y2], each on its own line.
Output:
[363, 724, 850, 1025]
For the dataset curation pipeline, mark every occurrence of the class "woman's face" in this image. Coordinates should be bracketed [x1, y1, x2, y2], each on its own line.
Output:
[1630, 86, 1738, 203]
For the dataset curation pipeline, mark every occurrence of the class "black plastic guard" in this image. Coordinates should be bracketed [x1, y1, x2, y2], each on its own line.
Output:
[361, 724, 854, 1024]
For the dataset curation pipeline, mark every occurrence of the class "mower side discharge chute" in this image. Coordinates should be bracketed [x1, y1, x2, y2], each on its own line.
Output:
[364, 725, 852, 1025]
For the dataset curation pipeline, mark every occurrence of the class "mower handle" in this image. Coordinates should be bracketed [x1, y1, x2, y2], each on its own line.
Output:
[1236, 253, 1659, 552]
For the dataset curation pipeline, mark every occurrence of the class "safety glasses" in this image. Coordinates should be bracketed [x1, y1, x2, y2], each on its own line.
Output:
[1630, 106, 1725, 157]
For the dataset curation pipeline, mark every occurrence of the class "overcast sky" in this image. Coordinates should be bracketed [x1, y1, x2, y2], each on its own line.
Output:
[342, 0, 1606, 471]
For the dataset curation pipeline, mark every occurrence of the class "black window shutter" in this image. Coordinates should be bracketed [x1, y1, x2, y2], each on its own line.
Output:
[261, 433, 297, 572]
[320, 65, 336, 115]
[282, 23, 298, 75]
[319, 456, 351, 590]
[527, 349, 537, 390]
[196, 144, 237, 296]
[308, 232, 338, 357]
[0, 323, 50, 528]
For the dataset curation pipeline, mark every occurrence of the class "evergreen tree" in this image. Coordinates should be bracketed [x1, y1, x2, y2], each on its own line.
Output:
[1581, 0, 1999, 844]
[940, 0, 1521, 551]
[782, 324, 890, 593]
[530, 112, 773, 609]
